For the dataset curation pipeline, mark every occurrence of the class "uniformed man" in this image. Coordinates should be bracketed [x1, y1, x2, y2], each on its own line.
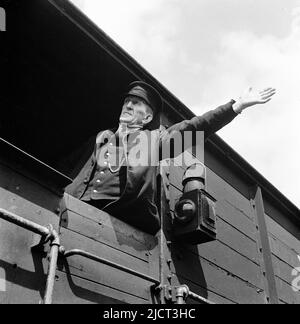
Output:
[64, 81, 276, 234]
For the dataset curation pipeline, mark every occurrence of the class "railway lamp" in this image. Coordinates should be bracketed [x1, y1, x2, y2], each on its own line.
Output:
[173, 163, 217, 245]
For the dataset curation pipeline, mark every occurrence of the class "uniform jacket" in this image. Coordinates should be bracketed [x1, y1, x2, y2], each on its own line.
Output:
[64, 101, 237, 234]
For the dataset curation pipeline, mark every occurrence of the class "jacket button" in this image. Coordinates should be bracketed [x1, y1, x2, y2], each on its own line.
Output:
[83, 178, 89, 184]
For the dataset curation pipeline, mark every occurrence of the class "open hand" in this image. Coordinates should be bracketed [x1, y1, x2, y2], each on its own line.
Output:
[233, 87, 276, 113]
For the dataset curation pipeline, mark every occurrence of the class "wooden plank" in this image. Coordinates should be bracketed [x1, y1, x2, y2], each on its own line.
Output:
[0, 221, 47, 268]
[61, 212, 160, 280]
[0, 267, 44, 304]
[177, 242, 263, 289]
[204, 147, 251, 200]
[0, 167, 62, 304]
[168, 242, 263, 291]
[59, 229, 156, 300]
[0, 253, 47, 304]
[0, 198, 59, 237]
[52, 270, 147, 304]
[169, 254, 265, 304]
[206, 167, 253, 220]
[60, 228, 153, 278]
[275, 277, 300, 304]
[60, 259, 152, 302]
[0, 166, 61, 231]
[63, 194, 157, 249]
[171, 275, 236, 304]
[58, 261, 152, 302]
[0, 221, 49, 304]
[216, 198, 257, 240]
[169, 209, 259, 265]
[265, 214, 300, 255]
[0, 188, 59, 230]
[272, 255, 295, 285]
[269, 235, 300, 269]
[61, 209, 150, 262]
[214, 216, 259, 264]
[264, 198, 300, 242]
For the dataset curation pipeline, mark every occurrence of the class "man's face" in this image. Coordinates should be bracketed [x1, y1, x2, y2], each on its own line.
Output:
[119, 95, 154, 126]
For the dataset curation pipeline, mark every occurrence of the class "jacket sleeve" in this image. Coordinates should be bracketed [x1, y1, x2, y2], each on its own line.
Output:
[164, 100, 238, 138]
[159, 100, 238, 160]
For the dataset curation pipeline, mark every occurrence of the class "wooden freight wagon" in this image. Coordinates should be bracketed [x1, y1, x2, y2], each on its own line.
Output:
[0, 0, 299, 304]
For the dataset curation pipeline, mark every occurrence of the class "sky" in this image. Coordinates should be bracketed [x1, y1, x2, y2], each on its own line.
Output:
[70, 0, 300, 209]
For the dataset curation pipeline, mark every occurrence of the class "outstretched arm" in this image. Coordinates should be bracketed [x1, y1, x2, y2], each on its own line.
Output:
[161, 86, 277, 149]
[232, 87, 276, 114]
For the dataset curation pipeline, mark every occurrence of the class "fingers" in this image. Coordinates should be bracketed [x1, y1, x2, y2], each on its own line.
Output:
[260, 88, 276, 101]
[262, 90, 276, 100]
[257, 87, 276, 104]
[259, 87, 276, 96]
[259, 87, 273, 93]
[258, 94, 275, 104]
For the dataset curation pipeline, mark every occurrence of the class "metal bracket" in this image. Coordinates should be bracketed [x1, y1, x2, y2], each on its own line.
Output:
[30, 224, 54, 252]
[162, 285, 184, 304]
[163, 285, 175, 303]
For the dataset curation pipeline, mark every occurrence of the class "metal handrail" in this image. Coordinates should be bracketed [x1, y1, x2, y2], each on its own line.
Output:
[0, 208, 59, 304]
[176, 285, 215, 304]
[59, 247, 161, 286]
[0, 208, 51, 236]
[188, 290, 215, 304]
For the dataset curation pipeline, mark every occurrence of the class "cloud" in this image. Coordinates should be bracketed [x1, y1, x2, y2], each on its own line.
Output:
[70, 0, 184, 82]
[80, 0, 166, 53]
[200, 8, 300, 207]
